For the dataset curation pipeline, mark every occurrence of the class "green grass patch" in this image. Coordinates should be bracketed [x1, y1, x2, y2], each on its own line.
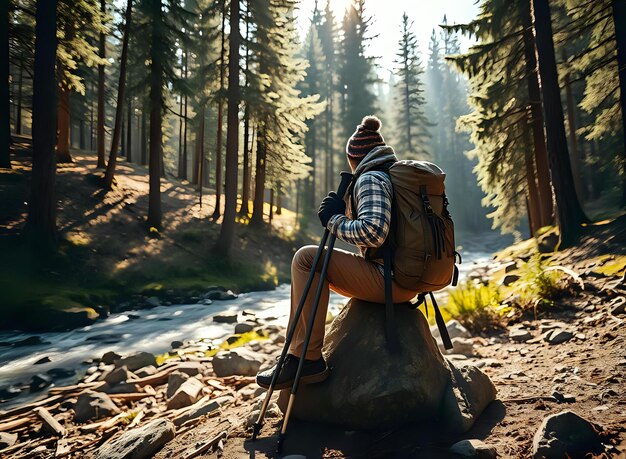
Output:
[443, 281, 507, 333]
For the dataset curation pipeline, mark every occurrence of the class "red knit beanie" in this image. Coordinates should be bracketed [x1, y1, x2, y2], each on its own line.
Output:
[346, 115, 385, 159]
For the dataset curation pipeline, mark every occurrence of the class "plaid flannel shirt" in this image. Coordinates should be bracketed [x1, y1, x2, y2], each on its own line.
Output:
[327, 171, 393, 254]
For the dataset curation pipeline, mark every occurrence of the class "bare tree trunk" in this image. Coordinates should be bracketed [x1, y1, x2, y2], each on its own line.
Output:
[216, 0, 241, 255]
[182, 48, 188, 181]
[250, 124, 266, 227]
[147, 0, 163, 229]
[96, 0, 106, 168]
[522, 0, 553, 228]
[56, 88, 72, 162]
[562, 49, 582, 202]
[27, 0, 58, 244]
[524, 132, 541, 236]
[532, 0, 589, 247]
[16, 64, 23, 136]
[104, 0, 133, 189]
[211, 0, 226, 218]
[126, 96, 132, 162]
[0, 0, 10, 168]
[276, 183, 282, 215]
[611, 0, 626, 207]
[197, 105, 206, 208]
[141, 99, 147, 165]
[238, 7, 251, 218]
[269, 187, 274, 226]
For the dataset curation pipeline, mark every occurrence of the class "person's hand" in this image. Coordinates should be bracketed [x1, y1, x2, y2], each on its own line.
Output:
[318, 192, 346, 227]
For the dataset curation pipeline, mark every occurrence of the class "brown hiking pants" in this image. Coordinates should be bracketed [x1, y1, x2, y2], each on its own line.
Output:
[287, 245, 418, 360]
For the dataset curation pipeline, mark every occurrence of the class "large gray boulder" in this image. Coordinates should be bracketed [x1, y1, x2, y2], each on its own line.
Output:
[278, 298, 496, 432]
[74, 391, 120, 423]
[212, 348, 264, 376]
[94, 418, 175, 459]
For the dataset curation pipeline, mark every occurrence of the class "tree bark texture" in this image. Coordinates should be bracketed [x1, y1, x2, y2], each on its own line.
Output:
[611, 0, 626, 207]
[1, 0, 10, 168]
[97, 0, 106, 168]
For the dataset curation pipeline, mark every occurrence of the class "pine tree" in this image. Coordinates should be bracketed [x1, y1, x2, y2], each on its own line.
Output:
[532, 0, 589, 247]
[392, 13, 430, 158]
[337, 0, 378, 139]
[248, 0, 322, 227]
[104, 0, 133, 188]
[96, 0, 106, 168]
[135, 0, 193, 229]
[27, 0, 59, 244]
[215, 0, 241, 254]
[56, 0, 107, 163]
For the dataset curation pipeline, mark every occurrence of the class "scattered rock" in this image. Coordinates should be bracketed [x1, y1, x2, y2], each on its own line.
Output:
[510, 328, 532, 343]
[610, 296, 626, 315]
[532, 411, 604, 458]
[170, 340, 184, 349]
[30, 374, 51, 392]
[145, 297, 161, 307]
[166, 371, 190, 398]
[34, 356, 51, 365]
[35, 407, 66, 436]
[173, 395, 234, 426]
[212, 348, 265, 377]
[101, 351, 122, 365]
[0, 385, 22, 399]
[115, 352, 156, 371]
[166, 377, 204, 410]
[74, 391, 120, 423]
[104, 366, 133, 386]
[101, 382, 140, 394]
[552, 391, 576, 403]
[206, 289, 238, 301]
[234, 321, 256, 334]
[134, 365, 157, 378]
[544, 330, 574, 345]
[212, 312, 239, 323]
[450, 439, 497, 458]
[174, 362, 203, 377]
[431, 319, 471, 341]
[444, 337, 475, 356]
[94, 418, 175, 459]
[0, 432, 18, 449]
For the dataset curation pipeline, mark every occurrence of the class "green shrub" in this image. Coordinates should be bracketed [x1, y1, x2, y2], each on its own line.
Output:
[444, 281, 506, 333]
[513, 253, 563, 309]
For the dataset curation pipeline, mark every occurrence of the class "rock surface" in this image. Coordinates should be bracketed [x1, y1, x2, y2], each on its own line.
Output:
[73, 391, 120, 423]
[166, 377, 203, 410]
[94, 418, 175, 459]
[115, 352, 156, 371]
[450, 439, 497, 458]
[532, 411, 603, 458]
[278, 298, 496, 431]
[212, 348, 264, 377]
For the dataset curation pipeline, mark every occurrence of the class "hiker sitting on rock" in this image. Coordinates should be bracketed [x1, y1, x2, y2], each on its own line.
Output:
[256, 115, 420, 389]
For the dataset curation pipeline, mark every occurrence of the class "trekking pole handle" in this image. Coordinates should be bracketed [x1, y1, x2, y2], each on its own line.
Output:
[336, 171, 354, 198]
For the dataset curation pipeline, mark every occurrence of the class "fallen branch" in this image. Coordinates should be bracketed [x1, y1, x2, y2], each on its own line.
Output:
[183, 430, 228, 459]
[0, 395, 63, 419]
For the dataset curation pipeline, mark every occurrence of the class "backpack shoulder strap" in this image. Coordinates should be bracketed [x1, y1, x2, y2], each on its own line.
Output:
[383, 244, 400, 354]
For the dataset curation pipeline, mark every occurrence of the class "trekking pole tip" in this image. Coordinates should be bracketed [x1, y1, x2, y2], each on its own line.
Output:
[251, 422, 260, 440]
[276, 433, 285, 453]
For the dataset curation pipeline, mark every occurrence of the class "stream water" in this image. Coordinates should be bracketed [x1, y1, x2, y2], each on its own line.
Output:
[0, 244, 497, 410]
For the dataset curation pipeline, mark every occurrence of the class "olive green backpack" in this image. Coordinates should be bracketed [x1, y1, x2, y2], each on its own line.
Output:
[348, 160, 461, 352]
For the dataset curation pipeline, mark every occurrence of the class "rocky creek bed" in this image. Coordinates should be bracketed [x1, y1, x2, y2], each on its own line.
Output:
[0, 254, 625, 458]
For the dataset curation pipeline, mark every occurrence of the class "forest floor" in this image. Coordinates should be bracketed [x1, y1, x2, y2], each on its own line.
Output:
[0, 140, 311, 331]
[1, 216, 625, 458]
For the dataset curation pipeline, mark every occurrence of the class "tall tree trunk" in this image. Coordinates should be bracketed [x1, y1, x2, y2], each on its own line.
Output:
[56, 88, 72, 162]
[250, 124, 266, 227]
[269, 187, 274, 225]
[126, 96, 132, 162]
[27, 0, 58, 243]
[522, 0, 553, 228]
[611, 0, 626, 207]
[216, 0, 240, 255]
[562, 49, 582, 202]
[239, 104, 251, 216]
[524, 131, 541, 236]
[532, 0, 589, 247]
[238, 7, 250, 218]
[0, 0, 10, 169]
[197, 105, 206, 207]
[141, 98, 147, 165]
[211, 0, 226, 218]
[96, 0, 106, 168]
[182, 49, 188, 181]
[104, 0, 133, 189]
[79, 119, 86, 150]
[177, 95, 183, 176]
[16, 64, 23, 136]
[90, 82, 95, 151]
[276, 183, 282, 215]
[147, 0, 163, 229]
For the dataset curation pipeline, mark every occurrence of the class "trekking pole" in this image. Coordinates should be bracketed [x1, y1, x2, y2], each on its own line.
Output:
[275, 171, 353, 453]
[251, 171, 353, 443]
